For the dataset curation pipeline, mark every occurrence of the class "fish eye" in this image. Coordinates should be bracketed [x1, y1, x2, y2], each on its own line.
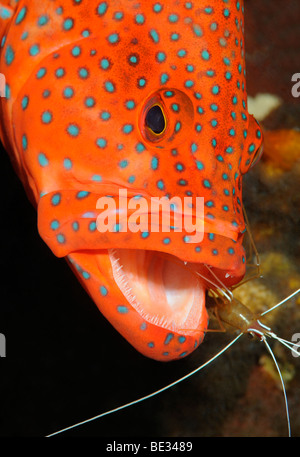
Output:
[145, 104, 166, 135]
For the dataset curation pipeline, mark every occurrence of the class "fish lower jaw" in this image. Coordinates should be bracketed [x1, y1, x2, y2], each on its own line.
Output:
[108, 248, 206, 333]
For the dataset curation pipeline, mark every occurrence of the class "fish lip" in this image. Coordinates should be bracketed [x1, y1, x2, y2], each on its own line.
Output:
[38, 188, 245, 271]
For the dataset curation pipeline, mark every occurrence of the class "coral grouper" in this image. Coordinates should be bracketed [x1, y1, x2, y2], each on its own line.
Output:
[0, 0, 263, 360]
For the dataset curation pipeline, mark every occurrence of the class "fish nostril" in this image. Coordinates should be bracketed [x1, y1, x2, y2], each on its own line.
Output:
[145, 104, 166, 135]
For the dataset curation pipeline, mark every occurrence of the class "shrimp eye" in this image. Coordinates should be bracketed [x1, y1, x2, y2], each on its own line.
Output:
[145, 105, 166, 135]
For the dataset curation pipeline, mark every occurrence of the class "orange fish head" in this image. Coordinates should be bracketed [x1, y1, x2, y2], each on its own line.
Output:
[1, 0, 263, 360]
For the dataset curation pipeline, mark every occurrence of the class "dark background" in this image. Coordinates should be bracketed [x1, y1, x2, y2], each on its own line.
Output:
[0, 0, 299, 437]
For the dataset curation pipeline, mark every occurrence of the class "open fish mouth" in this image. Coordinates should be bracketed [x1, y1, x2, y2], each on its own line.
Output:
[109, 248, 205, 333]
[37, 189, 246, 360]
[65, 240, 244, 360]
[108, 248, 240, 336]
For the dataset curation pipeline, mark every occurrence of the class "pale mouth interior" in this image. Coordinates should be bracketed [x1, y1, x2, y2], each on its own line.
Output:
[109, 249, 205, 333]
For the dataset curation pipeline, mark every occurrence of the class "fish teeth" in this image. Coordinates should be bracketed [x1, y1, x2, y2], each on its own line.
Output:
[109, 249, 181, 331]
[110, 250, 142, 311]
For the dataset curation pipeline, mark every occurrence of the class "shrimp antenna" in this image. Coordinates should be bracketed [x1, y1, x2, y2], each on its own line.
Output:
[194, 269, 233, 302]
[155, 251, 233, 302]
[252, 289, 300, 437]
[261, 288, 300, 316]
[242, 202, 261, 275]
[262, 336, 291, 437]
[46, 333, 243, 437]
[204, 264, 234, 301]
[231, 203, 262, 290]
[270, 334, 300, 357]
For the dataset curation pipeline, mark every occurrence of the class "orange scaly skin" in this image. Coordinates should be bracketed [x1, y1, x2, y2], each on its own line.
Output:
[0, 0, 263, 361]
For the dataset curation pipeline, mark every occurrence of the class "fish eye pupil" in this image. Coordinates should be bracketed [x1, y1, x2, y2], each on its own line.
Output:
[145, 105, 165, 134]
